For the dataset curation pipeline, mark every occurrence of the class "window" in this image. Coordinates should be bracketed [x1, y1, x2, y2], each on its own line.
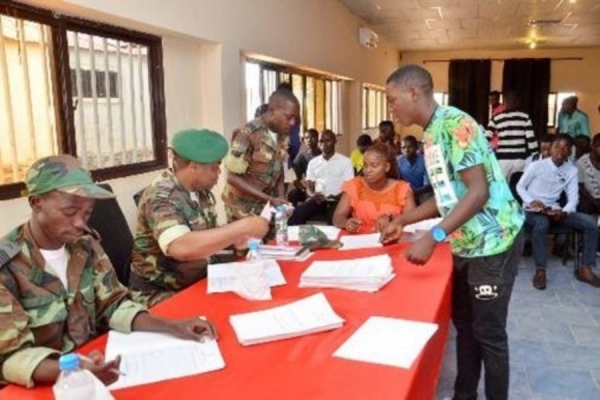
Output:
[244, 60, 342, 134]
[548, 92, 576, 127]
[0, 3, 166, 199]
[433, 92, 449, 106]
[362, 86, 388, 129]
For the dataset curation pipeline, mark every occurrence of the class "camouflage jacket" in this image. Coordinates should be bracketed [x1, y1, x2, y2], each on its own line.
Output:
[221, 117, 288, 221]
[0, 223, 145, 387]
[130, 170, 218, 305]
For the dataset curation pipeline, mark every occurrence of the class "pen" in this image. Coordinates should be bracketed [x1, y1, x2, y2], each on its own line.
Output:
[78, 354, 127, 376]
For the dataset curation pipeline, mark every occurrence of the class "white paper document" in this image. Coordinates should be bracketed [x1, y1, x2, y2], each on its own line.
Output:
[229, 293, 344, 346]
[287, 225, 341, 242]
[403, 217, 443, 233]
[334, 316, 438, 369]
[105, 326, 225, 389]
[339, 233, 382, 250]
[299, 254, 395, 292]
[207, 260, 286, 294]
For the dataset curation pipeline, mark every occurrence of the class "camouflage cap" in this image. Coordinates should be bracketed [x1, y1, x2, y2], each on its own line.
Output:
[25, 155, 115, 199]
[171, 129, 228, 164]
[299, 225, 341, 250]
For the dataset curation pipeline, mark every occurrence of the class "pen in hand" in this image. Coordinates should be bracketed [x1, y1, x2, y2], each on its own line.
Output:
[78, 354, 127, 376]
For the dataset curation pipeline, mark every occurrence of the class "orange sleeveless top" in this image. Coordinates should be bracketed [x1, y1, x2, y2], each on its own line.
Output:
[342, 177, 412, 233]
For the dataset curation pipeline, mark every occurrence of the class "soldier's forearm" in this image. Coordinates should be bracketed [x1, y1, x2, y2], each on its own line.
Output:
[31, 357, 60, 385]
[226, 173, 271, 202]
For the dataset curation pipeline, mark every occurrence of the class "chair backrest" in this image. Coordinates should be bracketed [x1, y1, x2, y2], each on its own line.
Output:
[88, 183, 133, 285]
[508, 171, 524, 205]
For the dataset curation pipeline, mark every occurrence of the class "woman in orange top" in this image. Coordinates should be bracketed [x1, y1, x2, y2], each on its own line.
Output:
[333, 142, 416, 233]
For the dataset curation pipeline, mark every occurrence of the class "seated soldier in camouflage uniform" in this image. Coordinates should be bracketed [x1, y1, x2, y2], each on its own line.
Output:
[0, 155, 217, 388]
[130, 129, 269, 307]
[222, 88, 300, 222]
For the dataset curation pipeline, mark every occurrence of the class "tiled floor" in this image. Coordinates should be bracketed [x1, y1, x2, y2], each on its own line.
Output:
[436, 255, 600, 400]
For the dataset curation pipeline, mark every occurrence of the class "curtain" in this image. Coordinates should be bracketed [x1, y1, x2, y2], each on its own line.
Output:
[448, 59, 491, 126]
[502, 58, 551, 138]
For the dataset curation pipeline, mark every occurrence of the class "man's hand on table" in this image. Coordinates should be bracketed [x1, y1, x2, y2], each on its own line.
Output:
[80, 350, 122, 386]
[166, 318, 219, 342]
[404, 234, 436, 265]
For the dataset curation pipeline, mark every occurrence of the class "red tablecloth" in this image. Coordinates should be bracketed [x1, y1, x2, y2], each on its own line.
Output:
[1, 243, 452, 400]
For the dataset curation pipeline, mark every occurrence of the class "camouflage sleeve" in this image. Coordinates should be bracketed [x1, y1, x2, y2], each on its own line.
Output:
[145, 193, 192, 254]
[91, 241, 146, 333]
[223, 128, 251, 174]
[0, 283, 60, 387]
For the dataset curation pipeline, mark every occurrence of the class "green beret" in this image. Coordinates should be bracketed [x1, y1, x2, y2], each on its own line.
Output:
[171, 129, 228, 164]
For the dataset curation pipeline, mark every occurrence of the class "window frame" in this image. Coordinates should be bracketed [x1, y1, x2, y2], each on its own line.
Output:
[362, 85, 388, 130]
[0, 2, 167, 200]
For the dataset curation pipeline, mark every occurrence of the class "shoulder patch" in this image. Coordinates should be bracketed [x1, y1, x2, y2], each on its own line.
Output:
[0, 240, 20, 268]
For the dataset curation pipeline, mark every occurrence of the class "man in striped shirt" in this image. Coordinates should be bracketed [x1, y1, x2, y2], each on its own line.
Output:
[486, 92, 538, 179]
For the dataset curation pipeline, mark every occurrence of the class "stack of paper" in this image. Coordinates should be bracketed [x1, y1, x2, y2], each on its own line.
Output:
[334, 316, 438, 369]
[105, 322, 225, 389]
[299, 254, 395, 292]
[207, 260, 286, 294]
[339, 233, 383, 250]
[287, 225, 341, 242]
[258, 244, 311, 261]
[229, 293, 344, 346]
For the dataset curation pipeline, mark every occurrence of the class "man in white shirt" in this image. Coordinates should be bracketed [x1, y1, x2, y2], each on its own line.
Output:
[288, 129, 354, 225]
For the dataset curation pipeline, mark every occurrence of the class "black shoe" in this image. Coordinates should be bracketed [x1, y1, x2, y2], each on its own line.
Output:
[532, 269, 547, 290]
[574, 267, 600, 288]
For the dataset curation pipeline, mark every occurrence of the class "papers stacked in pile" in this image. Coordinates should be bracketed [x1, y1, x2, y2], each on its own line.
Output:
[229, 293, 344, 346]
[339, 233, 383, 250]
[299, 254, 395, 292]
[257, 244, 311, 261]
[207, 260, 286, 294]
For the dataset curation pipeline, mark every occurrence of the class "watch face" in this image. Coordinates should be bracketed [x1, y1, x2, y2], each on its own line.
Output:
[432, 227, 446, 242]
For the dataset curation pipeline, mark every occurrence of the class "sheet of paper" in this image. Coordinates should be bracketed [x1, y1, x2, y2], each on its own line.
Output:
[105, 327, 225, 389]
[333, 316, 438, 369]
[259, 201, 274, 221]
[207, 259, 286, 294]
[229, 293, 344, 345]
[302, 254, 392, 278]
[287, 225, 341, 242]
[403, 217, 443, 233]
[339, 233, 382, 250]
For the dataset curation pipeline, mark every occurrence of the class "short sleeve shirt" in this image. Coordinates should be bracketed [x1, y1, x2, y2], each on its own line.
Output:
[423, 106, 524, 257]
[577, 153, 600, 199]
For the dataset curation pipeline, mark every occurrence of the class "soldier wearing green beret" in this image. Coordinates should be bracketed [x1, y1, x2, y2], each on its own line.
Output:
[130, 129, 269, 306]
[222, 89, 300, 223]
[0, 155, 217, 388]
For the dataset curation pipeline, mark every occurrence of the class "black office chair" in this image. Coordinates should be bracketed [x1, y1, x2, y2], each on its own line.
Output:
[88, 183, 133, 285]
[509, 172, 581, 269]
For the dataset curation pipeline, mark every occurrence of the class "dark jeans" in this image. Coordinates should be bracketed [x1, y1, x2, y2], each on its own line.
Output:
[524, 211, 597, 269]
[452, 228, 524, 400]
[287, 195, 340, 225]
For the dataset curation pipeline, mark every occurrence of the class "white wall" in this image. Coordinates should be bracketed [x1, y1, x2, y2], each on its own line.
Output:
[2, 0, 399, 232]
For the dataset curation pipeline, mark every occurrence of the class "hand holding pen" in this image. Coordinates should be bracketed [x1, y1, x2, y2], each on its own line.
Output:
[78, 351, 125, 386]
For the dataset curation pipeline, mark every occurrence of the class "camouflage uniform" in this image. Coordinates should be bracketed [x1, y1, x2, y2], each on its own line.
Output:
[130, 169, 218, 307]
[0, 224, 145, 387]
[222, 118, 288, 222]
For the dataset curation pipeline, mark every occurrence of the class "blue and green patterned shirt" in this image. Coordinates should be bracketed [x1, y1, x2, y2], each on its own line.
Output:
[423, 106, 524, 257]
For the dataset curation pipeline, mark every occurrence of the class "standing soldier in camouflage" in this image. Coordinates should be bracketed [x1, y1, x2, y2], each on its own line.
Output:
[130, 129, 269, 306]
[222, 89, 300, 222]
[0, 155, 217, 388]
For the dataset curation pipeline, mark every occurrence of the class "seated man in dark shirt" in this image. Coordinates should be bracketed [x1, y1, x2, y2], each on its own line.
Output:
[287, 128, 321, 206]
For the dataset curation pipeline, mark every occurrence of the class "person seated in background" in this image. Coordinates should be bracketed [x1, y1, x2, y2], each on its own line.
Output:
[333, 142, 416, 234]
[130, 129, 269, 307]
[287, 129, 354, 225]
[577, 133, 600, 219]
[557, 96, 591, 138]
[374, 120, 401, 155]
[397, 135, 432, 203]
[517, 134, 600, 290]
[350, 134, 373, 175]
[0, 155, 217, 388]
[574, 134, 591, 160]
[486, 91, 537, 179]
[287, 128, 321, 206]
[524, 133, 553, 169]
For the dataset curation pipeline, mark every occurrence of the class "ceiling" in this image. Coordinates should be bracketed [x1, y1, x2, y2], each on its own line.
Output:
[339, 0, 600, 51]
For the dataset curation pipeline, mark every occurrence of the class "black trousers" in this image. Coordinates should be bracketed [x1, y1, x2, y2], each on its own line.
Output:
[452, 228, 524, 400]
[287, 195, 340, 225]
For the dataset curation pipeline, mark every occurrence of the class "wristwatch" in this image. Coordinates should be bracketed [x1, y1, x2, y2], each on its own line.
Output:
[430, 226, 447, 243]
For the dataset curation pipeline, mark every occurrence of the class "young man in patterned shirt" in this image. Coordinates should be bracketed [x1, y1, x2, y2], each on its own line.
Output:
[382, 65, 524, 400]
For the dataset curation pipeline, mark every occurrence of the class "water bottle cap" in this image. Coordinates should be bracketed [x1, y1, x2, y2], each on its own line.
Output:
[248, 239, 260, 250]
[58, 354, 80, 372]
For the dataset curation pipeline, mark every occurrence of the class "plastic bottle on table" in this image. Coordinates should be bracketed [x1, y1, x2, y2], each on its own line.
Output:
[246, 239, 262, 263]
[53, 353, 96, 400]
[274, 205, 289, 247]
